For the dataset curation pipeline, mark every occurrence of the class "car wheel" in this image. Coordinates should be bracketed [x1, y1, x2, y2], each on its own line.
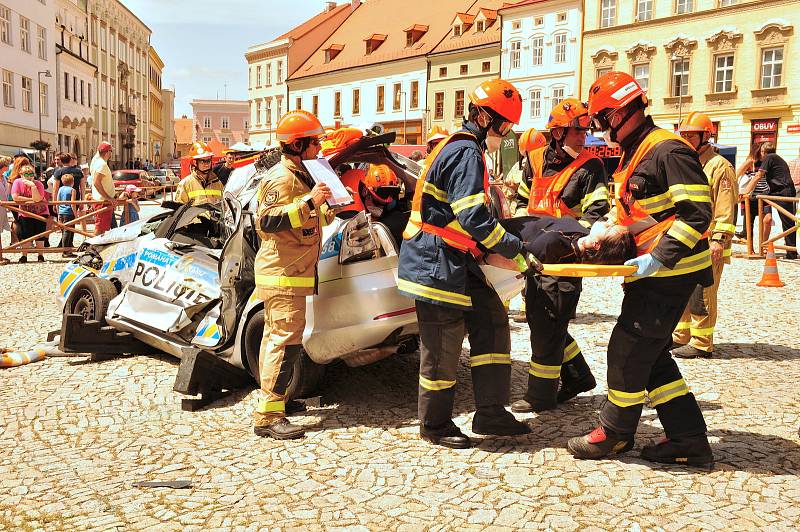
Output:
[66, 277, 118, 325]
[243, 309, 326, 399]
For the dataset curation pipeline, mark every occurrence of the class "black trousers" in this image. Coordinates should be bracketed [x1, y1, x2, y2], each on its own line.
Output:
[600, 277, 707, 438]
[775, 202, 797, 249]
[524, 275, 592, 404]
[416, 272, 511, 429]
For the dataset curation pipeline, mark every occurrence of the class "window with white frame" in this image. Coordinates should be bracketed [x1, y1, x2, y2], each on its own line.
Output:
[714, 54, 734, 93]
[19, 16, 30, 53]
[295, 96, 302, 111]
[551, 87, 565, 107]
[510, 41, 521, 69]
[532, 36, 544, 66]
[203, 116, 211, 128]
[202, 136, 212, 143]
[334, 91, 341, 117]
[221, 116, 230, 129]
[596, 67, 612, 80]
[256, 66, 261, 87]
[512, 20, 521, 31]
[2, 69, 13, 107]
[636, 0, 653, 21]
[64, 72, 69, 99]
[36, 25, 46, 59]
[255, 100, 261, 125]
[88, 83, 91, 107]
[534, 16, 544, 27]
[39, 82, 47, 116]
[266, 63, 271, 85]
[100, 25, 106, 50]
[554, 33, 567, 63]
[277, 61, 283, 83]
[760, 47, 783, 88]
[454, 90, 465, 118]
[266, 98, 272, 124]
[529, 89, 542, 119]
[633, 63, 650, 91]
[352, 88, 360, 115]
[221, 137, 230, 146]
[434, 92, 444, 120]
[600, 0, 616, 28]
[671, 58, 689, 97]
[675, 0, 693, 14]
[0, 5, 11, 45]
[100, 80, 106, 107]
[21, 76, 32, 112]
[719, 0, 737, 5]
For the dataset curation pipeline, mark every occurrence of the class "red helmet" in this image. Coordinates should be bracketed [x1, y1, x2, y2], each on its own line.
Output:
[518, 128, 547, 152]
[188, 141, 214, 160]
[547, 98, 591, 130]
[276, 110, 325, 144]
[587, 71, 647, 117]
[469, 79, 523, 125]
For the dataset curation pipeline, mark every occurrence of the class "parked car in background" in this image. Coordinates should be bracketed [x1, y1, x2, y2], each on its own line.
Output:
[112, 170, 157, 198]
[149, 169, 178, 186]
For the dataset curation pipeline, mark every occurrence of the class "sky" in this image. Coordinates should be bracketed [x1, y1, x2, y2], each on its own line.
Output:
[120, 0, 324, 118]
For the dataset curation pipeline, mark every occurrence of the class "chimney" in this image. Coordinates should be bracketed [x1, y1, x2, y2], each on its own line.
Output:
[325, 1, 336, 11]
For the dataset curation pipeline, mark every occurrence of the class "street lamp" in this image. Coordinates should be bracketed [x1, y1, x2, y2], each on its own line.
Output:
[37, 70, 52, 167]
[399, 90, 407, 144]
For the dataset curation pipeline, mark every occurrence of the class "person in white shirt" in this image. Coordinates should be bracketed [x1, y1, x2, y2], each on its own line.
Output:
[90, 142, 116, 236]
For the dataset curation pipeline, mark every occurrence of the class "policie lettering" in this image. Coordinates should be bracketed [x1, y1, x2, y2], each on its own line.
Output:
[132, 263, 211, 305]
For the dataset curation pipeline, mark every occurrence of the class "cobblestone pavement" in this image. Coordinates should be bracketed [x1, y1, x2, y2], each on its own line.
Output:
[1, 244, 799, 531]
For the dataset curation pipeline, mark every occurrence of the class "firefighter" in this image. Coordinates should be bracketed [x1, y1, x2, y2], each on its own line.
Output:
[426, 126, 449, 155]
[672, 112, 738, 359]
[252, 110, 339, 439]
[339, 164, 409, 245]
[505, 128, 547, 217]
[567, 72, 713, 466]
[510, 99, 610, 415]
[398, 79, 534, 449]
[175, 141, 224, 205]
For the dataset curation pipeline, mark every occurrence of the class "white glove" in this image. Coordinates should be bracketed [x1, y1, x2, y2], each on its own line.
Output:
[624, 253, 663, 277]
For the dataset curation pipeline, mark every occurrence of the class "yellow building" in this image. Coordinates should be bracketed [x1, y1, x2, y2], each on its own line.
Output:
[427, 4, 504, 136]
[582, 0, 800, 164]
[148, 46, 164, 166]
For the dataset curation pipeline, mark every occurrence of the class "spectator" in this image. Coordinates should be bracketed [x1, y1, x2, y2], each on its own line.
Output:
[119, 185, 141, 225]
[788, 147, 800, 199]
[10, 163, 48, 263]
[743, 142, 797, 258]
[409, 150, 424, 162]
[52, 153, 84, 202]
[0, 155, 11, 264]
[213, 152, 235, 186]
[736, 143, 770, 242]
[6, 154, 33, 245]
[57, 173, 77, 257]
[90, 142, 116, 236]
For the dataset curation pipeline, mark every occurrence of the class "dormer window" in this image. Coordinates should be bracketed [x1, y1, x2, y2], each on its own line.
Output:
[452, 13, 475, 37]
[364, 33, 387, 55]
[476, 20, 485, 32]
[324, 44, 344, 63]
[474, 9, 497, 33]
[454, 25, 462, 37]
[404, 24, 429, 47]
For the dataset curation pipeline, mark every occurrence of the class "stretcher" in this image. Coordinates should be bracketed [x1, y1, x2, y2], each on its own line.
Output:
[539, 264, 637, 277]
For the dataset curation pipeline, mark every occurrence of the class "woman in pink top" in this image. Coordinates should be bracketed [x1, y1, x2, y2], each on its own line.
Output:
[10, 163, 48, 263]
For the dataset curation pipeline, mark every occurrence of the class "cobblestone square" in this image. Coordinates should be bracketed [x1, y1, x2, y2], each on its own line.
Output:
[1, 246, 799, 530]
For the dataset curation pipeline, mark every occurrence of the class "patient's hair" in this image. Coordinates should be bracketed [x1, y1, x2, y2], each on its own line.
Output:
[580, 227, 636, 264]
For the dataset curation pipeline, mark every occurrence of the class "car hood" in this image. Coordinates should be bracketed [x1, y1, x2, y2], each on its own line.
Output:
[84, 209, 168, 245]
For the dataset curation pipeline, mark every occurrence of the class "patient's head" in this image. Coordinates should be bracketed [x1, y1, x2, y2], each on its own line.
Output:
[578, 220, 636, 264]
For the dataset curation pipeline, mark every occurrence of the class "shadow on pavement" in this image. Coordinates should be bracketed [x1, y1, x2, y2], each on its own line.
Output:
[573, 312, 618, 325]
[713, 343, 800, 361]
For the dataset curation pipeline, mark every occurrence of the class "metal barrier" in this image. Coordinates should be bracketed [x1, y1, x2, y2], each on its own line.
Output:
[738, 195, 799, 258]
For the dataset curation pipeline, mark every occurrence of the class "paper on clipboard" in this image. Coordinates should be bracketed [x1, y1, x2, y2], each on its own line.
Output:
[302, 158, 354, 208]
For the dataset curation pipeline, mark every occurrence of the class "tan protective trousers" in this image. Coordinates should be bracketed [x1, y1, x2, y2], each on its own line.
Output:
[673, 261, 724, 352]
[253, 294, 306, 427]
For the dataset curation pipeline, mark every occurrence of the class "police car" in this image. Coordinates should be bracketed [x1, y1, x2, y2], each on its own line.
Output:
[56, 133, 524, 398]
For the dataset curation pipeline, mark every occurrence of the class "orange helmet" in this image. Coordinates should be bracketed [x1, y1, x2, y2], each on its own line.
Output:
[427, 125, 449, 145]
[365, 164, 399, 189]
[469, 79, 523, 125]
[679, 111, 715, 136]
[321, 127, 363, 156]
[518, 128, 547, 152]
[276, 110, 325, 144]
[587, 71, 647, 117]
[188, 141, 214, 160]
[547, 98, 591, 130]
[339, 169, 367, 213]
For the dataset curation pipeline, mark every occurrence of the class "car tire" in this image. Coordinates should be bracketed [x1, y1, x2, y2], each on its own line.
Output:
[243, 309, 326, 399]
[65, 277, 118, 325]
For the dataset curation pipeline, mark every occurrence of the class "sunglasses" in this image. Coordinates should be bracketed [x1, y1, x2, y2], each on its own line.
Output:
[591, 107, 626, 132]
[197, 158, 213, 164]
[571, 113, 593, 130]
[478, 106, 513, 136]
[22, 172, 35, 177]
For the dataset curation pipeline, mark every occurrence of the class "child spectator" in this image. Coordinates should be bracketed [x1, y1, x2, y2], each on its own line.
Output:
[120, 185, 141, 225]
[58, 173, 77, 256]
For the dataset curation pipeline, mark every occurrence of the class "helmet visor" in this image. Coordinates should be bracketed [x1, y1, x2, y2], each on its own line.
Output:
[571, 113, 592, 130]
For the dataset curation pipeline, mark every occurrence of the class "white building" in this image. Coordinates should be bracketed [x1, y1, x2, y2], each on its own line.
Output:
[85, 0, 151, 168]
[55, 0, 96, 162]
[499, 0, 584, 133]
[0, 0, 57, 159]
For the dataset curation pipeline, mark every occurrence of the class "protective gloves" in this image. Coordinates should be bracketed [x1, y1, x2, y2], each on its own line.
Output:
[624, 253, 663, 278]
[512, 252, 543, 276]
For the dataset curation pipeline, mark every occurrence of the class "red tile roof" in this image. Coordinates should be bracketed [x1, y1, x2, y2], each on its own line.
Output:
[432, 0, 507, 54]
[290, 0, 475, 80]
[498, 0, 550, 13]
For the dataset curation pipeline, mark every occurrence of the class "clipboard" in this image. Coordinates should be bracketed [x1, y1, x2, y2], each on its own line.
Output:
[302, 158, 355, 208]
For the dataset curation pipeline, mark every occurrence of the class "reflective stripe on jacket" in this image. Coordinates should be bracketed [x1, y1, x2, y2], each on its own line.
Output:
[398, 122, 522, 309]
[174, 171, 224, 205]
[254, 156, 335, 298]
[700, 148, 738, 263]
[612, 124, 712, 282]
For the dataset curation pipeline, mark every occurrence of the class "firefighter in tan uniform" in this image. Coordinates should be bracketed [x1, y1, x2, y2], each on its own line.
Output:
[175, 141, 224, 205]
[252, 110, 337, 439]
[672, 112, 738, 359]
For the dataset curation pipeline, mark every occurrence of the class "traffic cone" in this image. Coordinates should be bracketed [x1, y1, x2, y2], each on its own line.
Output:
[756, 243, 785, 287]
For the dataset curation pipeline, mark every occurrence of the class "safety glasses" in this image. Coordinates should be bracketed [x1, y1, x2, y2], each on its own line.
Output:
[591, 107, 626, 132]
[572, 113, 592, 130]
[197, 158, 213, 165]
[22, 172, 35, 178]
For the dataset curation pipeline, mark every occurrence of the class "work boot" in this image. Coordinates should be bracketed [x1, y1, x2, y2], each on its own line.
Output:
[510, 397, 557, 413]
[640, 435, 714, 467]
[420, 422, 471, 449]
[670, 341, 687, 350]
[254, 417, 305, 440]
[557, 373, 597, 403]
[472, 406, 531, 436]
[567, 426, 634, 459]
[785, 252, 798, 260]
[672, 345, 713, 359]
[511, 376, 559, 413]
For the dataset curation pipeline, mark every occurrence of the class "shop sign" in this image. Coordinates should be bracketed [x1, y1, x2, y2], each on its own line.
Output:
[787, 124, 800, 134]
[751, 119, 778, 133]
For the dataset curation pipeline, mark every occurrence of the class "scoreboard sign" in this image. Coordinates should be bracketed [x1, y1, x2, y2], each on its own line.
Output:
[585, 144, 621, 158]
